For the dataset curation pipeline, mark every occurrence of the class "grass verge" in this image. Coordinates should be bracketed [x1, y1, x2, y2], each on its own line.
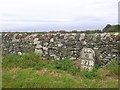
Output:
[2, 52, 118, 88]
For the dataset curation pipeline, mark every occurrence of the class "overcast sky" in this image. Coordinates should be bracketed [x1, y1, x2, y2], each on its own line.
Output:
[0, 0, 119, 32]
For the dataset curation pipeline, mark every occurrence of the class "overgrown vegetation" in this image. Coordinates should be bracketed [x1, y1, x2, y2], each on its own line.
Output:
[2, 52, 118, 88]
[106, 60, 119, 75]
[2, 53, 79, 75]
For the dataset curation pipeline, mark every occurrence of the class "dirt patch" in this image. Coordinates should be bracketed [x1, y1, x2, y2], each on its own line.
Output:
[23, 68, 33, 71]
[10, 68, 21, 73]
[50, 71, 61, 77]
[36, 68, 47, 75]
[97, 68, 118, 80]
[11, 75, 17, 80]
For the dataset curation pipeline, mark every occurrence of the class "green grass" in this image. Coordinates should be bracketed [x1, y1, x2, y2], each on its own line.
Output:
[2, 53, 119, 88]
[2, 53, 79, 75]
[108, 32, 120, 35]
[3, 68, 81, 88]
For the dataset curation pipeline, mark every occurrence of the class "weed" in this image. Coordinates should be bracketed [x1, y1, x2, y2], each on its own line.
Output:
[106, 60, 118, 75]
[53, 59, 80, 75]
[80, 64, 101, 79]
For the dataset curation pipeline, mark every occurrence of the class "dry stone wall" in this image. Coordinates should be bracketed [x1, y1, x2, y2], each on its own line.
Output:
[1, 32, 119, 66]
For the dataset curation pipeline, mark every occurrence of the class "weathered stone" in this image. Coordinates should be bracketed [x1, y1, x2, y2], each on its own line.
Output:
[80, 47, 95, 71]
[70, 57, 76, 60]
[34, 38, 40, 45]
[35, 48, 43, 55]
[18, 52, 22, 55]
[58, 43, 63, 47]
[43, 47, 48, 51]
[36, 45, 42, 49]
[79, 33, 86, 41]
[50, 38, 54, 42]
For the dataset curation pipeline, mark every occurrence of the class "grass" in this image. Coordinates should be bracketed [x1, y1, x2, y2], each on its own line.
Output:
[106, 60, 119, 75]
[108, 32, 120, 35]
[2, 52, 119, 88]
[3, 68, 81, 88]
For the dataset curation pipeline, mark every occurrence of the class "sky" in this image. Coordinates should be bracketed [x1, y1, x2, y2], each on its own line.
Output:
[0, 0, 119, 32]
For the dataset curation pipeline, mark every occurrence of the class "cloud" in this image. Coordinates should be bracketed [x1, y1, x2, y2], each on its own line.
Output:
[0, 0, 119, 31]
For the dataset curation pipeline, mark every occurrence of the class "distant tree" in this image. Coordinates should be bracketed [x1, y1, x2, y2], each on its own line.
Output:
[49, 30, 57, 33]
[71, 30, 78, 33]
[58, 30, 67, 33]
[103, 24, 112, 32]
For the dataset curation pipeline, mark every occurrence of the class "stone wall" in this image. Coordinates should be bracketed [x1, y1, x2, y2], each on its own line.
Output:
[1, 32, 119, 66]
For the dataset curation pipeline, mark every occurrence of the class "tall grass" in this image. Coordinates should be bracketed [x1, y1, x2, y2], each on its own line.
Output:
[80, 64, 101, 79]
[2, 52, 47, 69]
[106, 60, 118, 75]
[2, 53, 79, 75]
[53, 59, 80, 75]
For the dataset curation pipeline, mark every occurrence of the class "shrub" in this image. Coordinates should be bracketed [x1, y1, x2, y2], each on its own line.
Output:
[2, 54, 20, 68]
[54, 59, 72, 70]
[18, 52, 40, 68]
[53, 59, 80, 75]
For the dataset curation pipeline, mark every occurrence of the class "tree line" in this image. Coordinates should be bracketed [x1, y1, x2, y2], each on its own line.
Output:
[48, 24, 120, 34]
